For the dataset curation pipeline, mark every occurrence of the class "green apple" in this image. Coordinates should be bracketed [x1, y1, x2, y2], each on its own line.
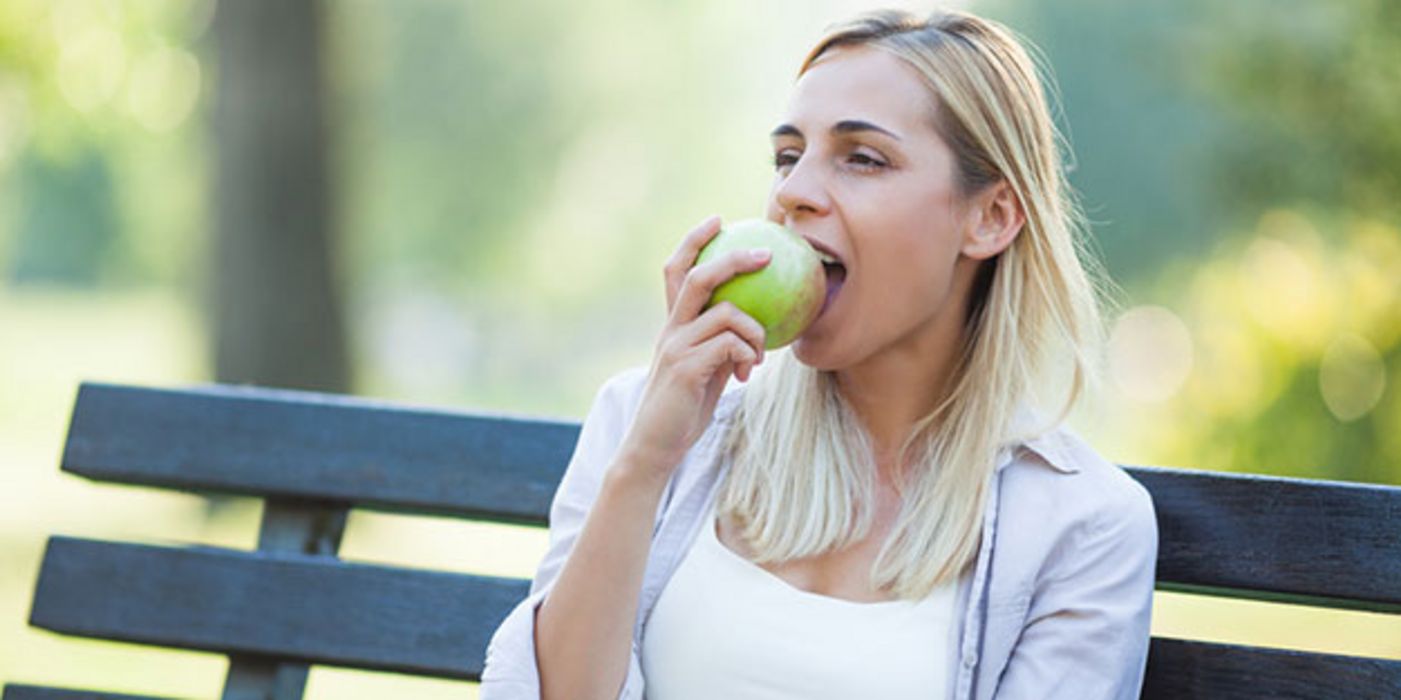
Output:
[694, 219, 825, 349]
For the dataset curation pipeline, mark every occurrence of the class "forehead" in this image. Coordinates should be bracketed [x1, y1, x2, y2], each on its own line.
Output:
[783, 45, 937, 136]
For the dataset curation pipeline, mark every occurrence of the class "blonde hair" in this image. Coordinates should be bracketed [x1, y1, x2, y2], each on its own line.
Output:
[715, 8, 1121, 600]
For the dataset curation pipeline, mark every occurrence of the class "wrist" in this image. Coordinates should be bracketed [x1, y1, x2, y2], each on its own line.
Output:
[609, 441, 681, 495]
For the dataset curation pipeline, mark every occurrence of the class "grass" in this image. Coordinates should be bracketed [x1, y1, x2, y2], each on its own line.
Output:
[0, 288, 1396, 697]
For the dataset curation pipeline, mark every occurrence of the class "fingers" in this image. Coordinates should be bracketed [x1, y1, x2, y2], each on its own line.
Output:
[655, 216, 771, 388]
[668, 301, 767, 369]
[690, 329, 761, 383]
[664, 215, 724, 312]
[669, 247, 772, 329]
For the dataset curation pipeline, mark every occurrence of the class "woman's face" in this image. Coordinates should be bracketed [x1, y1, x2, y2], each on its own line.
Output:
[766, 44, 1002, 373]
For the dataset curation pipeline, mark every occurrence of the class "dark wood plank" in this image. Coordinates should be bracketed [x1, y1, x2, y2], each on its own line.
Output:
[30, 537, 530, 680]
[62, 382, 581, 526]
[62, 382, 1401, 609]
[2, 686, 181, 700]
[1125, 466, 1401, 613]
[1142, 636, 1401, 699]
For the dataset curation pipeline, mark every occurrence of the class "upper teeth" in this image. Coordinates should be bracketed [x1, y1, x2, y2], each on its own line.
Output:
[816, 251, 839, 265]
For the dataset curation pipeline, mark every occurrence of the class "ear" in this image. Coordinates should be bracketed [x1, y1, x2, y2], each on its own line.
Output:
[960, 180, 1025, 261]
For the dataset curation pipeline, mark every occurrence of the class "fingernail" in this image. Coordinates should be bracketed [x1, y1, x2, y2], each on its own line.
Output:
[750, 248, 770, 260]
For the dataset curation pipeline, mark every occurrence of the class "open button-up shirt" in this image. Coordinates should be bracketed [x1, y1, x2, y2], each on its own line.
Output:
[480, 366, 1159, 699]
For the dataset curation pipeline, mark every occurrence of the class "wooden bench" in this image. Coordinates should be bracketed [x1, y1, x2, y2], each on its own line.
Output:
[4, 381, 1400, 699]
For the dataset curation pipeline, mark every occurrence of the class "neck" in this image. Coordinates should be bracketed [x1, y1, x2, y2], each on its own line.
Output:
[833, 259, 979, 480]
[835, 337, 961, 474]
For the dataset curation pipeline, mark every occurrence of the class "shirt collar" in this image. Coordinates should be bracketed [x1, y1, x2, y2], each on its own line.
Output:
[998, 402, 1080, 474]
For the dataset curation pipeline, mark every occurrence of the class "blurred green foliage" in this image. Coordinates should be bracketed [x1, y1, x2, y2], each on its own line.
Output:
[0, 0, 1394, 467]
[1099, 209, 1401, 484]
[1188, 0, 1401, 224]
[979, 0, 1398, 485]
[0, 0, 208, 291]
[0, 0, 1393, 460]
[986, 0, 1233, 279]
[10, 147, 118, 285]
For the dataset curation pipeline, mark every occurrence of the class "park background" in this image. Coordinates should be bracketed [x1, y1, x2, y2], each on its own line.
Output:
[0, 0, 1397, 696]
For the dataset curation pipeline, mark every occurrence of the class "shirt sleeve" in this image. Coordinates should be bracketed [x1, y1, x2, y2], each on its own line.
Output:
[479, 366, 650, 700]
[992, 479, 1159, 699]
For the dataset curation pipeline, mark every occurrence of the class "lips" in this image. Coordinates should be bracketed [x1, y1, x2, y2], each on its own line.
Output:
[805, 238, 844, 266]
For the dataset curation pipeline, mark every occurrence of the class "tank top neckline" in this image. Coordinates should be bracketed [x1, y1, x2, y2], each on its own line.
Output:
[703, 499, 949, 610]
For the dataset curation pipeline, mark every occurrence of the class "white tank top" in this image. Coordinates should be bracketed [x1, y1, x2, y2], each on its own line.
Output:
[641, 500, 959, 699]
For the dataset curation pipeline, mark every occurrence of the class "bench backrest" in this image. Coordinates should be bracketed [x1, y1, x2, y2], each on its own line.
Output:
[5, 381, 1401, 699]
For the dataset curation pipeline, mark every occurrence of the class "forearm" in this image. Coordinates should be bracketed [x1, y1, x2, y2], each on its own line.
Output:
[534, 448, 674, 700]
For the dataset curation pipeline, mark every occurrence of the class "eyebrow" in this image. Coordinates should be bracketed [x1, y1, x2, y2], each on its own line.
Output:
[769, 119, 903, 142]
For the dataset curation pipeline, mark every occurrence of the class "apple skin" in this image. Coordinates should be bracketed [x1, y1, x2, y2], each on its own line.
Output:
[694, 219, 825, 349]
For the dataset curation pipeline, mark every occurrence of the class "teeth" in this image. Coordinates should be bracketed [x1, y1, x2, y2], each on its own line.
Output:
[816, 251, 839, 265]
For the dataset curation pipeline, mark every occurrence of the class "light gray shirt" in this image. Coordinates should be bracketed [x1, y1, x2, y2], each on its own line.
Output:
[479, 365, 1159, 699]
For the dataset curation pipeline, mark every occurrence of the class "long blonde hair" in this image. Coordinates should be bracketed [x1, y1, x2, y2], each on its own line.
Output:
[715, 8, 1121, 600]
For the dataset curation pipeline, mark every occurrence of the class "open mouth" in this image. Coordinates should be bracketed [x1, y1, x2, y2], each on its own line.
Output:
[821, 261, 847, 315]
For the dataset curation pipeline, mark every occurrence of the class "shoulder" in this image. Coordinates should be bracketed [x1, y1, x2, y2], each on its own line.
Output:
[1002, 424, 1157, 544]
[596, 364, 650, 410]
[581, 365, 649, 437]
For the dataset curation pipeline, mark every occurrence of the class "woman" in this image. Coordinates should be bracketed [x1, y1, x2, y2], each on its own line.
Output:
[481, 8, 1158, 700]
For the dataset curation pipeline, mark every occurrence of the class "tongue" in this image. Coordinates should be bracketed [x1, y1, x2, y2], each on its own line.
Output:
[822, 263, 846, 314]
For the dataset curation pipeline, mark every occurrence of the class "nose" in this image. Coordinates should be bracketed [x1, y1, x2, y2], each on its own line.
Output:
[768, 157, 830, 222]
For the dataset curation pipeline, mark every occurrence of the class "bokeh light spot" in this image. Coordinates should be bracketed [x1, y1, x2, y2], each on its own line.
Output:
[1318, 333, 1387, 421]
[127, 46, 202, 132]
[1238, 212, 1335, 350]
[57, 25, 128, 113]
[1110, 305, 1195, 403]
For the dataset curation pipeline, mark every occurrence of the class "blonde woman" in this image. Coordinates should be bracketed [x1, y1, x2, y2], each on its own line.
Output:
[481, 7, 1158, 700]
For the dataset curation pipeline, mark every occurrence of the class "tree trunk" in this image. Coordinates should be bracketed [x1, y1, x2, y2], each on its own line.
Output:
[211, 0, 349, 393]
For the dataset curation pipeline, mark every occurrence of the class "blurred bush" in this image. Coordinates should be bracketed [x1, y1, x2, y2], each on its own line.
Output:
[993, 0, 1399, 484]
[0, 0, 1393, 465]
[1097, 209, 1399, 483]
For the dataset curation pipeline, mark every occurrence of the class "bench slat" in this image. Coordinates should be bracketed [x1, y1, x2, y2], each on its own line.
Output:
[62, 382, 580, 526]
[30, 536, 529, 680]
[1128, 466, 1401, 613]
[1143, 636, 1401, 699]
[2, 686, 180, 700]
[61, 382, 1401, 612]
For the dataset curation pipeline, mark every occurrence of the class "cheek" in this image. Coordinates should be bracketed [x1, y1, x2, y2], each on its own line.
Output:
[865, 249, 948, 308]
[857, 226, 962, 311]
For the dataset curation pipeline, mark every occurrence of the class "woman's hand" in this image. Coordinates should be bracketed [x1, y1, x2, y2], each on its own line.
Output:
[618, 215, 770, 479]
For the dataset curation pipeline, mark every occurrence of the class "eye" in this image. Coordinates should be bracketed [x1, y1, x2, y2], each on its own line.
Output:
[848, 151, 888, 170]
[771, 148, 888, 172]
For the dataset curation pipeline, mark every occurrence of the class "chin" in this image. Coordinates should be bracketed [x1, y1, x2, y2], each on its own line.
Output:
[791, 337, 847, 373]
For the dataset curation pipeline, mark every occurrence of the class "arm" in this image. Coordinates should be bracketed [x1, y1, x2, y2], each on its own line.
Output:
[479, 368, 658, 700]
[481, 216, 769, 699]
[993, 482, 1159, 699]
[534, 450, 674, 700]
